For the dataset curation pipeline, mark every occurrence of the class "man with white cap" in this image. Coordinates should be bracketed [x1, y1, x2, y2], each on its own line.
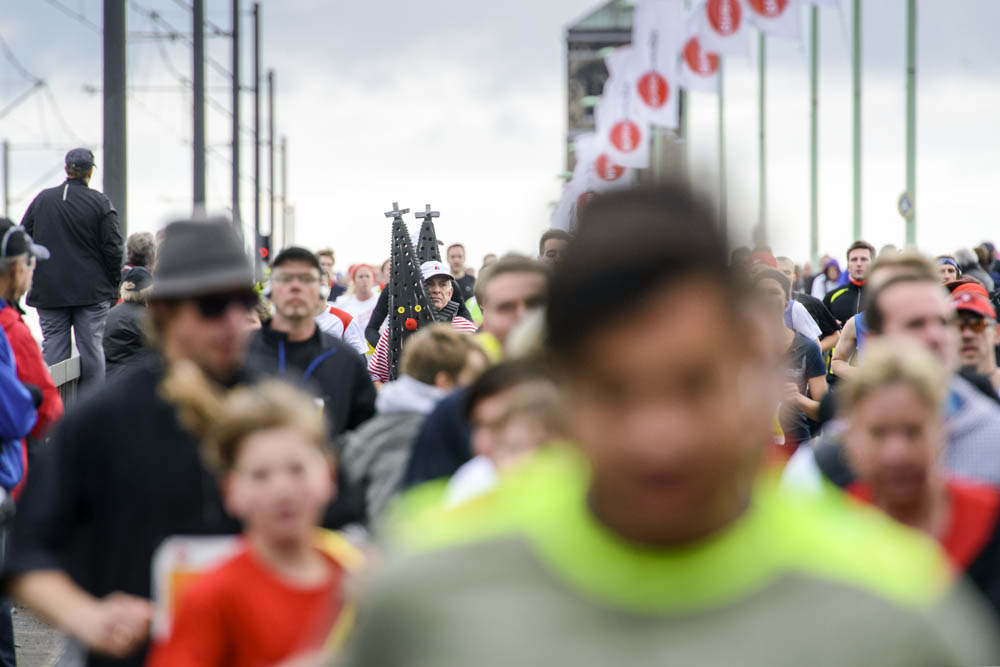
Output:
[368, 260, 477, 384]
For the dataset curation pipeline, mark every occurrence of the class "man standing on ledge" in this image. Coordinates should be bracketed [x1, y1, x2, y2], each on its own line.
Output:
[21, 148, 123, 388]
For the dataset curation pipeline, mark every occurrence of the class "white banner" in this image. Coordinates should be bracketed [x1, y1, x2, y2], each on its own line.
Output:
[697, 0, 750, 57]
[630, 0, 683, 128]
[574, 133, 635, 192]
[595, 49, 651, 169]
[746, 0, 803, 40]
[680, 4, 721, 93]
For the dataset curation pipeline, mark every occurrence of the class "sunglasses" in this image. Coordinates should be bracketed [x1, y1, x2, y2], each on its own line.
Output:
[193, 290, 259, 319]
[955, 316, 991, 333]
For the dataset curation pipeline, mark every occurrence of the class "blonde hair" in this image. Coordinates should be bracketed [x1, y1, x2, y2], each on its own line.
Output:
[400, 323, 484, 385]
[160, 362, 328, 472]
[838, 339, 946, 416]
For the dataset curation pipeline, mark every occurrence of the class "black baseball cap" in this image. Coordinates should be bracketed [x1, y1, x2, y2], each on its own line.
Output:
[271, 246, 321, 272]
[65, 148, 95, 171]
[0, 218, 49, 261]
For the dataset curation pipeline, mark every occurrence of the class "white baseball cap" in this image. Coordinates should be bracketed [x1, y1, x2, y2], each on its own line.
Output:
[420, 261, 451, 281]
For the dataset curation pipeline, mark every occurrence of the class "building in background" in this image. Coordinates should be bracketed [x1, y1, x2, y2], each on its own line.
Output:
[564, 0, 633, 173]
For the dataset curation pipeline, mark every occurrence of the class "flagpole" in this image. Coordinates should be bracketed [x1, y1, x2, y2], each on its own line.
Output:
[905, 0, 917, 246]
[758, 32, 767, 245]
[852, 0, 862, 241]
[718, 59, 726, 244]
[809, 5, 819, 264]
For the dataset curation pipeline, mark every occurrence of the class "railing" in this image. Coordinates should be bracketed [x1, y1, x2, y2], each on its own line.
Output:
[47, 356, 81, 408]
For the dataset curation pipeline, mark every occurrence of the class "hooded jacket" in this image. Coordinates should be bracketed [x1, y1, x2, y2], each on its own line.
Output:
[22, 178, 123, 308]
[103, 301, 149, 383]
[0, 299, 62, 440]
[341, 376, 446, 525]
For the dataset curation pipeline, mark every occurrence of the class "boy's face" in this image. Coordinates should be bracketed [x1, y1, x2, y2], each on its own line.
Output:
[224, 426, 334, 545]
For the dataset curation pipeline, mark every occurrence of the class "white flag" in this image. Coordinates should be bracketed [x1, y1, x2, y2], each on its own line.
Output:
[629, 0, 683, 128]
[595, 49, 651, 169]
[746, 0, 803, 40]
[574, 133, 635, 193]
[550, 180, 583, 233]
[680, 4, 721, 93]
[801, 0, 838, 5]
[594, 77, 651, 169]
[697, 0, 750, 57]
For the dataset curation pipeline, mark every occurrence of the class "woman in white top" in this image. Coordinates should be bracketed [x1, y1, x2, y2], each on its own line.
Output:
[334, 264, 380, 330]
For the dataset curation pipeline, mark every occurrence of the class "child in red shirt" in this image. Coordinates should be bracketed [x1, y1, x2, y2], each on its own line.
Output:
[150, 370, 361, 666]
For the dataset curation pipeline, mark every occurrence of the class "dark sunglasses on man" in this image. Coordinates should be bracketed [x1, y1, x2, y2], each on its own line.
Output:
[193, 290, 259, 319]
[954, 315, 992, 334]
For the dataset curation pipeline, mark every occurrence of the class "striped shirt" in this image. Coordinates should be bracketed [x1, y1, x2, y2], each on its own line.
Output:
[368, 316, 477, 383]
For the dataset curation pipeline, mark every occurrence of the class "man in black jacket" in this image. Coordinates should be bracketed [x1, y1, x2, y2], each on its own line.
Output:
[5, 218, 256, 667]
[246, 247, 376, 525]
[822, 240, 874, 326]
[22, 148, 123, 388]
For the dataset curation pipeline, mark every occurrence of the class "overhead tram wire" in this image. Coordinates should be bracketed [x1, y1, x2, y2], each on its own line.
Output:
[127, 1, 233, 80]
[42, 0, 102, 33]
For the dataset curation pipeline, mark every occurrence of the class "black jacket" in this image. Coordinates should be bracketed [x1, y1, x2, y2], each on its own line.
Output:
[102, 302, 148, 382]
[22, 178, 123, 308]
[4, 357, 241, 667]
[822, 281, 865, 327]
[247, 324, 376, 439]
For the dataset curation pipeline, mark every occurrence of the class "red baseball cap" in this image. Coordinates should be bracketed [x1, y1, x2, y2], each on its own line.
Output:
[950, 283, 996, 320]
[749, 251, 777, 269]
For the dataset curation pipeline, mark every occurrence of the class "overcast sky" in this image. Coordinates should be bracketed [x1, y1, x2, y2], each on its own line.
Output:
[2, 1, 999, 271]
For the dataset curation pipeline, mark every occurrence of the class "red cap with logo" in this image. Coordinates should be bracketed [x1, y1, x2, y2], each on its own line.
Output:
[949, 283, 996, 320]
[749, 251, 777, 269]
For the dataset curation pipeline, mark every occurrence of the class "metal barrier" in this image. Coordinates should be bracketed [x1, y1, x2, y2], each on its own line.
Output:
[47, 356, 81, 408]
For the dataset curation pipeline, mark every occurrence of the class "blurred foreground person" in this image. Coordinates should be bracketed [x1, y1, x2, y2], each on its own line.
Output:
[102, 266, 152, 382]
[340, 188, 997, 666]
[841, 340, 1000, 617]
[444, 362, 564, 507]
[342, 325, 486, 526]
[4, 218, 256, 666]
[150, 372, 362, 666]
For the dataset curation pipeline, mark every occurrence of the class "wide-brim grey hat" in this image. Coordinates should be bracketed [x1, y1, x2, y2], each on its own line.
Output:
[151, 217, 254, 299]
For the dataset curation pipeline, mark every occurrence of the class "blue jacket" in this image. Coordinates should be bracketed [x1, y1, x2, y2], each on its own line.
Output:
[0, 326, 37, 489]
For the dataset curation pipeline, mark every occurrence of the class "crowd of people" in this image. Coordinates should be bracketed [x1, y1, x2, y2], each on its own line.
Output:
[0, 151, 996, 665]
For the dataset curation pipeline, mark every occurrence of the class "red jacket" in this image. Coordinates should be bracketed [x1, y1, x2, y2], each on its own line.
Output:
[0, 302, 63, 439]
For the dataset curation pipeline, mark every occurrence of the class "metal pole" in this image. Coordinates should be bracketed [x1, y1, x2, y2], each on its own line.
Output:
[231, 0, 241, 232]
[1, 140, 8, 219]
[651, 127, 662, 184]
[267, 69, 275, 251]
[103, 0, 127, 236]
[757, 33, 766, 244]
[718, 62, 726, 244]
[192, 0, 206, 213]
[809, 5, 819, 263]
[280, 135, 288, 246]
[905, 0, 917, 246]
[679, 0, 690, 173]
[852, 0, 862, 240]
[253, 2, 261, 258]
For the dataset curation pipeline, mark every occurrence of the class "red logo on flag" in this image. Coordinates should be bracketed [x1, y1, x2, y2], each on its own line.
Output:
[684, 37, 720, 75]
[609, 120, 641, 153]
[637, 72, 670, 109]
[707, 0, 742, 36]
[748, 0, 789, 17]
[594, 153, 625, 182]
[577, 191, 598, 210]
